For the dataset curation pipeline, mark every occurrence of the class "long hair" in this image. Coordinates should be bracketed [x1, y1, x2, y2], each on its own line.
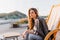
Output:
[28, 8, 38, 30]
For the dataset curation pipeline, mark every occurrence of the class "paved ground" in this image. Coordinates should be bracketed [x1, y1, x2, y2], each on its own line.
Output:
[0, 24, 27, 40]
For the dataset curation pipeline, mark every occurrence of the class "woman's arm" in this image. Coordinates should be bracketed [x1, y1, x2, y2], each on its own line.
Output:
[41, 18, 49, 35]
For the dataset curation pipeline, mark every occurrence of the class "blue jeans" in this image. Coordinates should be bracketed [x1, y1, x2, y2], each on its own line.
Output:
[28, 34, 42, 40]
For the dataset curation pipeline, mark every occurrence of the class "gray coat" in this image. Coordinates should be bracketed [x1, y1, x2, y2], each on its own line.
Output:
[36, 17, 48, 38]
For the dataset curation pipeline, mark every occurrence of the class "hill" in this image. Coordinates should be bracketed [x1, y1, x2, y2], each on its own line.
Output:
[0, 11, 27, 20]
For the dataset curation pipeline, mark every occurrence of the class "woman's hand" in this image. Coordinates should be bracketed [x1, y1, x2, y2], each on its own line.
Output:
[21, 29, 34, 38]
[28, 29, 34, 34]
[21, 30, 29, 38]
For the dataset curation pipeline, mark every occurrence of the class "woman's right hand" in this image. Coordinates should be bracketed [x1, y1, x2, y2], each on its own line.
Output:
[21, 30, 29, 38]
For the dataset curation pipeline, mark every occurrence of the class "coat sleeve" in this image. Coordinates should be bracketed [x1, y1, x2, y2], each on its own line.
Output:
[41, 18, 51, 40]
[41, 18, 49, 36]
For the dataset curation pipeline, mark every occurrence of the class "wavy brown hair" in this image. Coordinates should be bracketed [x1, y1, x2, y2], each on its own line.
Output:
[28, 8, 38, 30]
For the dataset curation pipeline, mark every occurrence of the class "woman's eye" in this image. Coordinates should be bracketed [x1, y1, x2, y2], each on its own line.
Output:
[31, 12, 34, 13]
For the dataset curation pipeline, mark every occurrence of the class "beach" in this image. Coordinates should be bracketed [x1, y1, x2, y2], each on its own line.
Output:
[0, 22, 27, 40]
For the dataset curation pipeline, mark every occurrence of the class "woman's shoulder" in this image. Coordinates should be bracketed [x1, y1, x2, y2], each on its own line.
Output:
[37, 16, 45, 20]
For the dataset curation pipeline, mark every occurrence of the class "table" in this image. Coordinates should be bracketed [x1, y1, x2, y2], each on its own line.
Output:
[0, 32, 20, 40]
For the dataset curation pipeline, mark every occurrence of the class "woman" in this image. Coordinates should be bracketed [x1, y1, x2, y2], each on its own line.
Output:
[22, 8, 49, 40]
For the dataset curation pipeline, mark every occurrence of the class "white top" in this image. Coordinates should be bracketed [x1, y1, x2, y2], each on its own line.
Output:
[33, 19, 39, 31]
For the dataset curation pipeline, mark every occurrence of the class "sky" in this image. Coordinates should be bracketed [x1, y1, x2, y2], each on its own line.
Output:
[0, 0, 60, 16]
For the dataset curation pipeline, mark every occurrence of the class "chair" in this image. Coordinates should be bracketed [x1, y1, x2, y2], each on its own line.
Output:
[44, 4, 60, 40]
[44, 20, 60, 40]
[46, 4, 60, 30]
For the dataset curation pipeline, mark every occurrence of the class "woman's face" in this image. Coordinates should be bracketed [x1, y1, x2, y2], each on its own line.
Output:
[29, 10, 36, 19]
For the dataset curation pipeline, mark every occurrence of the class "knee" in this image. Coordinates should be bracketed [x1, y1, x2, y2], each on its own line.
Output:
[28, 34, 33, 40]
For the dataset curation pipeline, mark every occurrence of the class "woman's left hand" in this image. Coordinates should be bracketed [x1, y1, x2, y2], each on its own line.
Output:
[28, 30, 34, 34]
